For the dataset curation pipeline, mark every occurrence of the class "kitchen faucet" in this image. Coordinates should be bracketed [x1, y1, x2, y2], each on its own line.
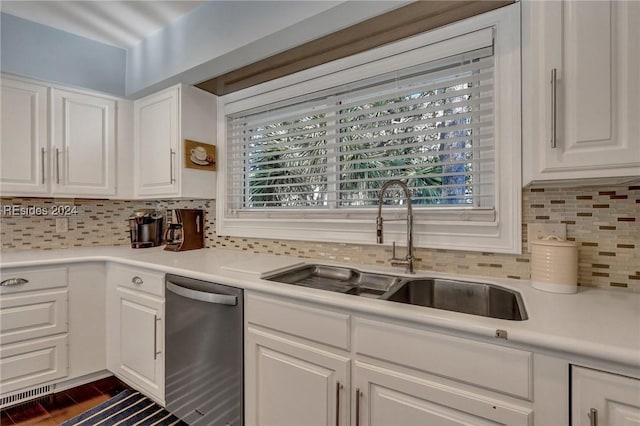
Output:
[376, 179, 414, 274]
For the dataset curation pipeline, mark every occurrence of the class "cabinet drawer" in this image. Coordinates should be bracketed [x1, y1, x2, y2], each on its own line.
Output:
[0, 267, 68, 294]
[354, 318, 532, 400]
[0, 289, 68, 345]
[246, 293, 350, 350]
[109, 264, 164, 297]
[0, 334, 68, 395]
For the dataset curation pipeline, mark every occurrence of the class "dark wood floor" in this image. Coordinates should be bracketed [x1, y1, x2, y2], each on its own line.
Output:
[1, 376, 130, 425]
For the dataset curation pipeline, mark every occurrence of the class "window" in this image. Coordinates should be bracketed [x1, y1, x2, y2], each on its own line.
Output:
[218, 4, 521, 253]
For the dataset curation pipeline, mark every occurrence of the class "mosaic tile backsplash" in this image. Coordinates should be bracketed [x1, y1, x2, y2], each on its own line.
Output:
[1, 185, 638, 291]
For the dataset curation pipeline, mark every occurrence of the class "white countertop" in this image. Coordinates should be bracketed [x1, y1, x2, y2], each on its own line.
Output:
[2, 246, 639, 371]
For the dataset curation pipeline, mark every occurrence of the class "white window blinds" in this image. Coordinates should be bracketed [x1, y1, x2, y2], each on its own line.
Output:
[226, 41, 495, 213]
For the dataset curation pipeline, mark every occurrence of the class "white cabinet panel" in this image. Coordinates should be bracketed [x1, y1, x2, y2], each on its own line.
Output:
[135, 87, 178, 196]
[246, 327, 349, 426]
[523, 0, 640, 183]
[107, 280, 164, 404]
[0, 78, 49, 195]
[134, 84, 217, 199]
[572, 366, 640, 426]
[0, 335, 68, 394]
[0, 266, 68, 295]
[52, 89, 116, 196]
[67, 263, 106, 381]
[244, 293, 534, 426]
[246, 293, 349, 350]
[354, 362, 532, 426]
[0, 265, 70, 397]
[355, 318, 532, 399]
[0, 289, 68, 345]
[1, 76, 130, 198]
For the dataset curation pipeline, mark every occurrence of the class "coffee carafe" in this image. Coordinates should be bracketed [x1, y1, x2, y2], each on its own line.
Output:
[128, 209, 164, 248]
[164, 209, 204, 251]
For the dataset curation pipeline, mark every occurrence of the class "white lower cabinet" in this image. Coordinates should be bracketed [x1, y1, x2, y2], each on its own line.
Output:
[67, 263, 106, 382]
[106, 264, 165, 404]
[571, 366, 640, 426]
[354, 362, 531, 426]
[246, 327, 349, 426]
[245, 292, 533, 426]
[0, 266, 69, 397]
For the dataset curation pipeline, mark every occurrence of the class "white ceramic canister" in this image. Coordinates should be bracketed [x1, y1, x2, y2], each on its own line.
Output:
[531, 236, 579, 294]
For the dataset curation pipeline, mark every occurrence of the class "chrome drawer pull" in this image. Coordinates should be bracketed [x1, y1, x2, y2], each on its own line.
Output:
[41, 147, 46, 184]
[170, 149, 176, 183]
[550, 68, 558, 149]
[131, 276, 144, 285]
[55, 148, 61, 184]
[336, 381, 342, 426]
[355, 388, 361, 426]
[154, 316, 161, 359]
[1, 278, 29, 287]
[589, 408, 598, 426]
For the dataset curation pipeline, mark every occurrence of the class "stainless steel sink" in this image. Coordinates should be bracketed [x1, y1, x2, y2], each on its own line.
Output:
[382, 278, 527, 321]
[264, 264, 400, 298]
[264, 265, 527, 320]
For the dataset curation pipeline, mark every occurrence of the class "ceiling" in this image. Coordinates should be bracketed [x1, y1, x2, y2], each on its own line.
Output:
[0, 1, 206, 48]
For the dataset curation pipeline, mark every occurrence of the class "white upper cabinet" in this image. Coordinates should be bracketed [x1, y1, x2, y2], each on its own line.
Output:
[523, 0, 640, 184]
[134, 84, 217, 199]
[0, 78, 49, 195]
[0, 76, 127, 198]
[51, 88, 116, 196]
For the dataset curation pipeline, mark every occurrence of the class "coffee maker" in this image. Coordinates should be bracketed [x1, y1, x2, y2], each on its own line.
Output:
[164, 209, 205, 251]
[128, 209, 164, 248]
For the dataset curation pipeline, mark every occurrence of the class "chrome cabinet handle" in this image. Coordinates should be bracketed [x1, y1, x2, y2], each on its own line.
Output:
[588, 408, 598, 426]
[131, 276, 143, 285]
[550, 68, 557, 149]
[1, 278, 29, 287]
[170, 149, 176, 183]
[153, 315, 161, 359]
[336, 382, 343, 426]
[355, 388, 361, 426]
[55, 148, 61, 183]
[41, 147, 46, 184]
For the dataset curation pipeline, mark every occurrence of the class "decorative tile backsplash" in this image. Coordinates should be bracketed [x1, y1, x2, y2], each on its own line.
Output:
[1, 185, 638, 291]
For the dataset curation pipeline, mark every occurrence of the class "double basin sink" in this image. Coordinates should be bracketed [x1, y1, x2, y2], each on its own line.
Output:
[265, 264, 527, 321]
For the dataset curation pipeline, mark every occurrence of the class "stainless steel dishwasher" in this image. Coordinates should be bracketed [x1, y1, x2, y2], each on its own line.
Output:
[165, 274, 243, 426]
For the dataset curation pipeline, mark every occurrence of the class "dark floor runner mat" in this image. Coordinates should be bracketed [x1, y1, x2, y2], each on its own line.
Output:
[61, 389, 187, 426]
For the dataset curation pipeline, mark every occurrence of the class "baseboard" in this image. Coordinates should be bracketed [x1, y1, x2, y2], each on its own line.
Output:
[53, 370, 113, 393]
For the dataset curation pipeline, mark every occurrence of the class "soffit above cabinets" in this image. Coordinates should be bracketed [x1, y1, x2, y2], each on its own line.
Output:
[196, 0, 514, 96]
[0, 1, 205, 48]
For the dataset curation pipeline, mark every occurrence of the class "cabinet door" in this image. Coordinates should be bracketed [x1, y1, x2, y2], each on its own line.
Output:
[524, 0, 640, 182]
[0, 78, 49, 195]
[246, 327, 349, 426]
[354, 362, 532, 426]
[114, 287, 164, 403]
[52, 89, 116, 196]
[572, 366, 640, 426]
[134, 86, 179, 197]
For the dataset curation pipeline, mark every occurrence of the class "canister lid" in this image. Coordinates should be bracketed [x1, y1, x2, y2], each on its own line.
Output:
[531, 235, 577, 247]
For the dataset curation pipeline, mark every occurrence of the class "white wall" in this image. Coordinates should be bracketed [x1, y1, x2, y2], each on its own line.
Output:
[0, 13, 126, 96]
[125, 1, 410, 98]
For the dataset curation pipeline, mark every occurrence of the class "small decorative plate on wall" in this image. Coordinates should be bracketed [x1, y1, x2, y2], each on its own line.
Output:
[184, 139, 216, 171]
